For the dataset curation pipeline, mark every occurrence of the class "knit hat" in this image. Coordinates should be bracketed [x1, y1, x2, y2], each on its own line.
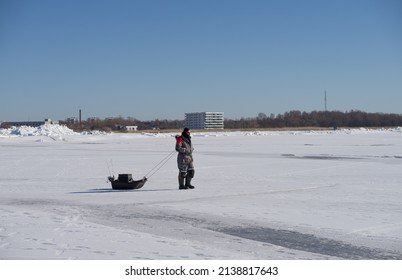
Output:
[182, 127, 191, 140]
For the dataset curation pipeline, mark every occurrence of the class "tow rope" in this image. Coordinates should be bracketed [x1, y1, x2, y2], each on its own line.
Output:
[144, 150, 176, 179]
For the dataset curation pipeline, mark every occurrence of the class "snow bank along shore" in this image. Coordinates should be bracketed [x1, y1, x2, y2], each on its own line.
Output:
[1, 124, 401, 139]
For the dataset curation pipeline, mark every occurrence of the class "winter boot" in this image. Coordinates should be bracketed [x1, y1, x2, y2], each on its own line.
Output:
[185, 176, 195, 189]
[178, 176, 187, 190]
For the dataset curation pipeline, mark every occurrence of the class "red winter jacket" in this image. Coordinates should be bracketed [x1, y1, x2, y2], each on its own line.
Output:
[175, 135, 194, 165]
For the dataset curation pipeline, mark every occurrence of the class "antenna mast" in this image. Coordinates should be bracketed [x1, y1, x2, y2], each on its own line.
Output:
[324, 90, 327, 111]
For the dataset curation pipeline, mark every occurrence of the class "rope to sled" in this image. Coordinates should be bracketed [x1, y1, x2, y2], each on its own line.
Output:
[144, 150, 176, 179]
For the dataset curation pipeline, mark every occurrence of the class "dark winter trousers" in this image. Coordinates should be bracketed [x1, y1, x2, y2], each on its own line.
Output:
[178, 162, 195, 187]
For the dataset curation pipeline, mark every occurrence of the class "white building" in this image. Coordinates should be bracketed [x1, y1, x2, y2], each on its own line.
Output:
[185, 112, 224, 130]
[125, 126, 138, 131]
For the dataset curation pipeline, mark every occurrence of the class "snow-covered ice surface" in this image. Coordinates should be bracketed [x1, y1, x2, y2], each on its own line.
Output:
[1, 125, 402, 260]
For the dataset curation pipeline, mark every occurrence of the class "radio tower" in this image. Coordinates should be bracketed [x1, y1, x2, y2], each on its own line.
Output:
[324, 90, 327, 111]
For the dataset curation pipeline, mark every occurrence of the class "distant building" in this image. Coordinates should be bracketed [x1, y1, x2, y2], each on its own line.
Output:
[185, 112, 224, 130]
[114, 125, 138, 131]
[125, 126, 138, 131]
[1, 118, 59, 128]
[65, 117, 78, 124]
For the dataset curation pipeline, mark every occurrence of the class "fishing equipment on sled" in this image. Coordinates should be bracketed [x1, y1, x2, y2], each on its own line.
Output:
[107, 174, 147, 190]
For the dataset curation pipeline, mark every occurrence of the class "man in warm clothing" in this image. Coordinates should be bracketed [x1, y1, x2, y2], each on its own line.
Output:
[175, 127, 195, 190]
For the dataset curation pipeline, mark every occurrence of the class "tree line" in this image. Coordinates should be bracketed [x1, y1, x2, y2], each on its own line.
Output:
[224, 110, 402, 129]
[60, 110, 402, 131]
[63, 116, 184, 131]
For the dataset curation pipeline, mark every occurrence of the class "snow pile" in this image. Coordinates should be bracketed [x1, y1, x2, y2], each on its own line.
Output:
[0, 124, 78, 137]
[80, 130, 110, 136]
[0, 124, 112, 138]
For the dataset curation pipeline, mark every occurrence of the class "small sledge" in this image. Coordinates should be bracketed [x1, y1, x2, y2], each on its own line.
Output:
[107, 174, 147, 190]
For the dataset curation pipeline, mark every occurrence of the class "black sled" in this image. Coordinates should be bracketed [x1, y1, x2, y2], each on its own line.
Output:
[108, 174, 147, 190]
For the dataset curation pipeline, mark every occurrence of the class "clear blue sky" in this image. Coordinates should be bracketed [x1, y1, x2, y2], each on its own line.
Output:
[1, 0, 401, 121]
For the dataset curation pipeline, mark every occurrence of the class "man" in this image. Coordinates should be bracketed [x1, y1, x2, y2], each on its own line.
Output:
[175, 127, 195, 190]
